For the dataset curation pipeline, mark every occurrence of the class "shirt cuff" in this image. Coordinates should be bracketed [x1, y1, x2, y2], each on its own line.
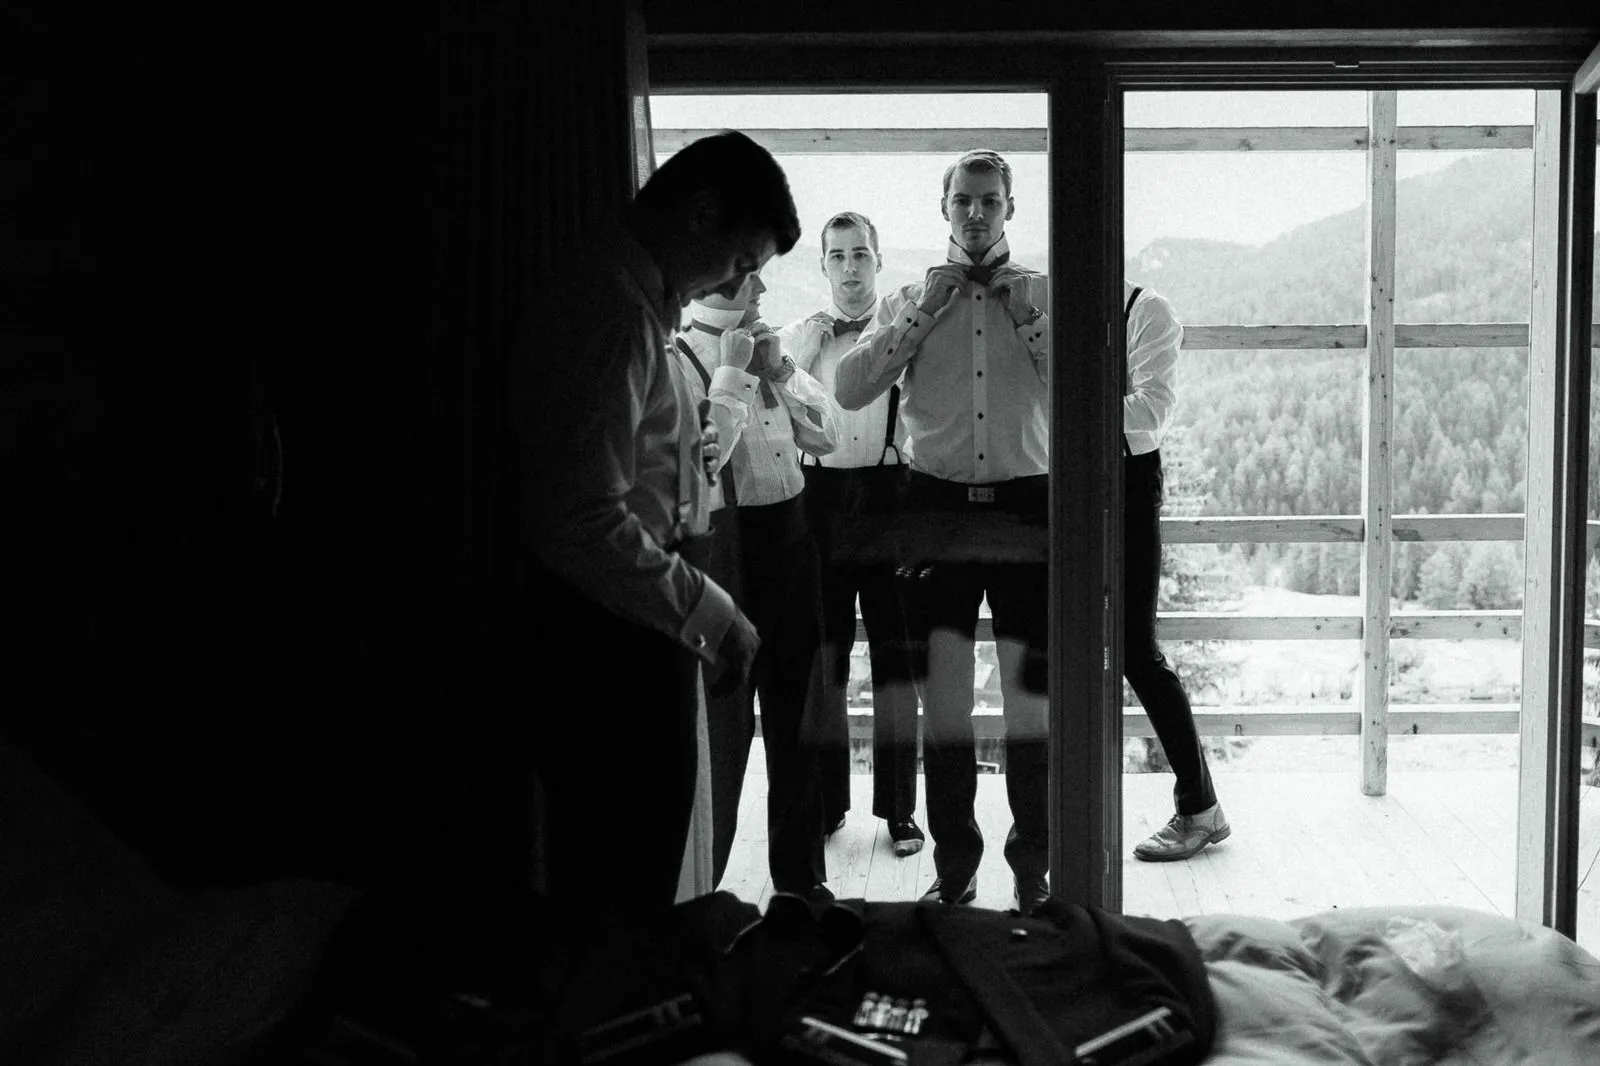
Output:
[719, 366, 761, 406]
[681, 574, 737, 665]
[885, 307, 936, 362]
[710, 365, 753, 392]
[1016, 311, 1049, 353]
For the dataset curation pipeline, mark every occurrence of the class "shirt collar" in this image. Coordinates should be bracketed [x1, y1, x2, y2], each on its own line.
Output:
[945, 234, 1011, 270]
[827, 296, 878, 324]
[687, 302, 748, 333]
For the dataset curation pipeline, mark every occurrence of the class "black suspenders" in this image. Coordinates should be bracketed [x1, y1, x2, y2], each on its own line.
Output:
[878, 384, 901, 467]
[675, 336, 738, 506]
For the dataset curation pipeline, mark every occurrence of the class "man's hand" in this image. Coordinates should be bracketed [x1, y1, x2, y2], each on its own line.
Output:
[919, 264, 968, 317]
[708, 610, 760, 697]
[719, 329, 756, 371]
[749, 332, 789, 381]
[991, 274, 1038, 328]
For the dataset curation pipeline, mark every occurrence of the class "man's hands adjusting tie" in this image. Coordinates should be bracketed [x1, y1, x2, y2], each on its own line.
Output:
[918, 261, 1040, 327]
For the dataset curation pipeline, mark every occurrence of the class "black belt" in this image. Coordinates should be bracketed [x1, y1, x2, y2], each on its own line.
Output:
[904, 471, 1047, 514]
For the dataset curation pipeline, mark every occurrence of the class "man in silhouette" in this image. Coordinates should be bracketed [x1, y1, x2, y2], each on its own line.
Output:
[512, 131, 798, 913]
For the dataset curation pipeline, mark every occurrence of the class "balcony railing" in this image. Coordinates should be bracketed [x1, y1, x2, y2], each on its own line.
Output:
[663, 99, 1600, 796]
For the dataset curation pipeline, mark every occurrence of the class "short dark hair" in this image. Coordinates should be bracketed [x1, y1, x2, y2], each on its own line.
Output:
[942, 148, 1014, 200]
[820, 211, 879, 254]
[633, 130, 801, 254]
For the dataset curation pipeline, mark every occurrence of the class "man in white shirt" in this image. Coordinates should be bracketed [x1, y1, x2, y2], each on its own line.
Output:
[511, 131, 789, 914]
[836, 149, 1052, 916]
[677, 271, 841, 902]
[1121, 281, 1230, 862]
[777, 211, 925, 859]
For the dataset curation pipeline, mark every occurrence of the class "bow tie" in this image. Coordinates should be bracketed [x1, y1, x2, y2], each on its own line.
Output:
[962, 252, 1011, 286]
[832, 316, 869, 338]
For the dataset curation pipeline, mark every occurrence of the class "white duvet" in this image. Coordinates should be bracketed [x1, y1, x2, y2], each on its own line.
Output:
[1186, 905, 1600, 1065]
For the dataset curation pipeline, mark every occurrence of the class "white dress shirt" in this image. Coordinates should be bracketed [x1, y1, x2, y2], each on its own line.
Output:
[667, 304, 761, 511]
[1123, 281, 1184, 457]
[510, 227, 736, 663]
[679, 305, 840, 507]
[835, 236, 1050, 484]
[779, 298, 907, 470]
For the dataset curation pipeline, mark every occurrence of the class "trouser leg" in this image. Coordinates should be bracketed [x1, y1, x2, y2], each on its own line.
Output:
[904, 560, 985, 883]
[803, 466, 855, 826]
[749, 522, 828, 891]
[529, 565, 699, 912]
[1124, 452, 1216, 815]
[985, 560, 1050, 881]
[859, 559, 919, 821]
[705, 509, 754, 887]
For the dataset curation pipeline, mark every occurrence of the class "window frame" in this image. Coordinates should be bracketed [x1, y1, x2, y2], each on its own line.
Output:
[646, 29, 1600, 930]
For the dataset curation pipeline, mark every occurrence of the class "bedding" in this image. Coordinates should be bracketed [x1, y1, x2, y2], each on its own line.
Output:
[1187, 906, 1600, 1065]
[9, 734, 1600, 1064]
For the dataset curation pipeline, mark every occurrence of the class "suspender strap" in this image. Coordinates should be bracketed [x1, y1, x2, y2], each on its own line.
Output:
[675, 336, 737, 507]
[1122, 286, 1143, 457]
[878, 384, 902, 467]
[1123, 286, 1143, 396]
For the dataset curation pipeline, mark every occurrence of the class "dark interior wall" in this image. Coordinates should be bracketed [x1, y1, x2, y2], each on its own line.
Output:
[4, 0, 643, 899]
[5, 4, 440, 892]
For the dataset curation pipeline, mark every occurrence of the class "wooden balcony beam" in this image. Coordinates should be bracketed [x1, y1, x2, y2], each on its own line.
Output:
[653, 123, 1600, 156]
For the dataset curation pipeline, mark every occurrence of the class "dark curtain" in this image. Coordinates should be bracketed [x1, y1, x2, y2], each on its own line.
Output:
[425, 0, 652, 893]
[5, 2, 437, 893]
[3, 0, 650, 901]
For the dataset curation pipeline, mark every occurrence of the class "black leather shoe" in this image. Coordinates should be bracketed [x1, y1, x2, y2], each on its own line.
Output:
[889, 817, 925, 857]
[919, 875, 977, 905]
[1014, 875, 1050, 917]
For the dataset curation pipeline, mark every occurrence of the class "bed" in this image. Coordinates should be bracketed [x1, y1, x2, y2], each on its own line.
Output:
[1187, 905, 1600, 1064]
[6, 735, 1600, 1064]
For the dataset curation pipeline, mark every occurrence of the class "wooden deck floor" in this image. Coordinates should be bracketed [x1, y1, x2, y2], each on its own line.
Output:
[718, 766, 1600, 957]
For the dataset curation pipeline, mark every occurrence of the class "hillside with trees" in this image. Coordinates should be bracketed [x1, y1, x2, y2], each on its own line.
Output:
[761, 152, 1600, 716]
[1137, 151, 1600, 612]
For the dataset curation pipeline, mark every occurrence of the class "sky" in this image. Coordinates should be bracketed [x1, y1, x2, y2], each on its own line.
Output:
[649, 89, 1536, 257]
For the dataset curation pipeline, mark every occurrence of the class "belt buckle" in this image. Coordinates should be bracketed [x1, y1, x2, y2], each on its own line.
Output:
[967, 486, 996, 504]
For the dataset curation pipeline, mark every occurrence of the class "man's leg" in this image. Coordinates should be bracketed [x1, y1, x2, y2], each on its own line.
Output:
[1124, 452, 1216, 816]
[706, 681, 756, 887]
[533, 569, 700, 912]
[752, 516, 829, 893]
[803, 466, 857, 831]
[986, 561, 1050, 886]
[706, 508, 756, 888]
[902, 560, 985, 891]
[859, 559, 919, 825]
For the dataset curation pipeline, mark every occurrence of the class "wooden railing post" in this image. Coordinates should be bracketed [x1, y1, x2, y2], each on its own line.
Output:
[1359, 90, 1398, 797]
